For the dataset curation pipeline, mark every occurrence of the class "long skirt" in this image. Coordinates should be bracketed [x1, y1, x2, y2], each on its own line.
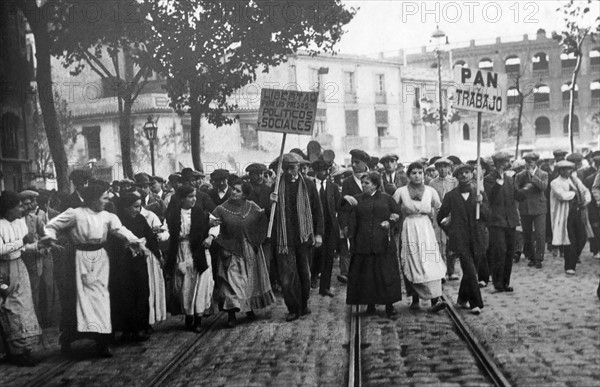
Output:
[215, 239, 275, 312]
[346, 247, 402, 305]
[146, 250, 166, 324]
[169, 240, 213, 316]
[0, 258, 41, 354]
[74, 248, 112, 333]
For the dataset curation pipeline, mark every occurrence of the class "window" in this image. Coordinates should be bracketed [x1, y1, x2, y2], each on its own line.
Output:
[533, 84, 550, 103]
[462, 124, 470, 140]
[560, 52, 577, 68]
[414, 87, 420, 108]
[376, 74, 385, 94]
[376, 110, 389, 138]
[591, 48, 600, 66]
[563, 115, 579, 135]
[561, 82, 579, 101]
[82, 126, 101, 160]
[532, 52, 549, 71]
[345, 110, 359, 136]
[534, 116, 551, 137]
[478, 58, 493, 71]
[507, 87, 520, 105]
[311, 68, 325, 101]
[240, 123, 259, 150]
[591, 80, 600, 100]
[344, 71, 355, 93]
[505, 55, 520, 73]
[453, 60, 467, 69]
[0, 113, 20, 159]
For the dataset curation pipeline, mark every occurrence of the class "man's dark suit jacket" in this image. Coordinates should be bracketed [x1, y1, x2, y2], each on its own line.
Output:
[514, 168, 548, 216]
[483, 170, 520, 228]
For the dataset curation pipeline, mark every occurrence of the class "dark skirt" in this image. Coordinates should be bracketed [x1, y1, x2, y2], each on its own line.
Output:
[346, 248, 402, 305]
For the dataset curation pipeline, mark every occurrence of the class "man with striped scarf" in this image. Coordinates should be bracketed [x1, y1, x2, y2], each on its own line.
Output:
[270, 153, 324, 322]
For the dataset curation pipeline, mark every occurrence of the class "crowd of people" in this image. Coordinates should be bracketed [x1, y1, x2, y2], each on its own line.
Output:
[1, 146, 599, 367]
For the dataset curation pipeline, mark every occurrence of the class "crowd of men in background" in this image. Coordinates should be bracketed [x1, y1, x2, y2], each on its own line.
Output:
[2, 145, 600, 366]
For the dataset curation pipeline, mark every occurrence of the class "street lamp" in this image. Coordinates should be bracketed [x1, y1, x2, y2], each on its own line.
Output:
[432, 25, 446, 155]
[143, 115, 158, 176]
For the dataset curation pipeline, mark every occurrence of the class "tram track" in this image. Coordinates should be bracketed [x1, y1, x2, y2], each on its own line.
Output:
[348, 297, 512, 387]
[19, 313, 226, 387]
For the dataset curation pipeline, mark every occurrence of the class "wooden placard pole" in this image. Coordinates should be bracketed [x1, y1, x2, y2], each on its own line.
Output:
[267, 133, 287, 238]
[476, 111, 482, 220]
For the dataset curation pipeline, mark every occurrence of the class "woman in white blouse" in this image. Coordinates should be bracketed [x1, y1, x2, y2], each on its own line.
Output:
[0, 191, 52, 366]
[45, 180, 141, 357]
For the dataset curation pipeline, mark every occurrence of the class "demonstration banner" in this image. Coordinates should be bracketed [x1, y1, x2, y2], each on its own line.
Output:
[256, 89, 319, 134]
[452, 67, 507, 115]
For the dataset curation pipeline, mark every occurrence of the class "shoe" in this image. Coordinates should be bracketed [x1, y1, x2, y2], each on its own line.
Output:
[337, 275, 348, 284]
[478, 281, 488, 288]
[470, 307, 482, 315]
[565, 269, 576, 275]
[311, 278, 319, 289]
[448, 274, 460, 281]
[504, 286, 514, 292]
[527, 261, 535, 267]
[493, 286, 505, 293]
[246, 311, 256, 320]
[535, 262, 543, 269]
[319, 290, 334, 298]
[366, 304, 376, 314]
[285, 313, 300, 322]
[10, 353, 38, 367]
[457, 300, 469, 309]
[409, 302, 421, 310]
[301, 307, 312, 316]
[226, 314, 236, 329]
[193, 317, 202, 333]
[96, 344, 113, 358]
[385, 305, 397, 318]
[428, 301, 448, 313]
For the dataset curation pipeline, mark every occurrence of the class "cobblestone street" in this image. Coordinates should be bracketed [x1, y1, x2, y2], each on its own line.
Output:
[3, 250, 599, 386]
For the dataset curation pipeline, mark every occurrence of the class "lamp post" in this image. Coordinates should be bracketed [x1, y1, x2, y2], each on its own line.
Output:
[432, 25, 446, 155]
[143, 116, 158, 176]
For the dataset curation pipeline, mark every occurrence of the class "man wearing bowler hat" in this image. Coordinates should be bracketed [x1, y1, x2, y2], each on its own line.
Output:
[515, 152, 548, 268]
[380, 153, 408, 195]
[337, 149, 370, 284]
[269, 153, 324, 321]
[484, 151, 519, 293]
[310, 159, 340, 297]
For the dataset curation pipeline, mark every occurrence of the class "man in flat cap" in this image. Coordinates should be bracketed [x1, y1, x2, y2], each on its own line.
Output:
[245, 163, 270, 210]
[310, 160, 340, 297]
[429, 158, 459, 280]
[269, 153, 324, 321]
[380, 154, 408, 196]
[437, 164, 488, 314]
[207, 169, 232, 207]
[19, 189, 55, 326]
[135, 173, 166, 221]
[550, 161, 592, 274]
[337, 149, 370, 284]
[484, 151, 519, 292]
[515, 152, 548, 268]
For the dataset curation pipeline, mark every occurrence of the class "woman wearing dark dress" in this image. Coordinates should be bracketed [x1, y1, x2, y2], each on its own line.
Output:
[212, 180, 275, 328]
[346, 171, 403, 318]
[108, 192, 162, 341]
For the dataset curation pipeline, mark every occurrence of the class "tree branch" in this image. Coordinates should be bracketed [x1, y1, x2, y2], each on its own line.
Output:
[81, 50, 114, 78]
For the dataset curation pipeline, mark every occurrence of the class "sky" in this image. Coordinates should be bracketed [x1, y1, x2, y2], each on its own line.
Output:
[336, 0, 586, 56]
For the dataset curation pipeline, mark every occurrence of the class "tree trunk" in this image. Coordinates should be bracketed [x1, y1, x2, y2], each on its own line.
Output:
[568, 53, 582, 153]
[119, 97, 135, 178]
[189, 84, 203, 172]
[27, 11, 70, 193]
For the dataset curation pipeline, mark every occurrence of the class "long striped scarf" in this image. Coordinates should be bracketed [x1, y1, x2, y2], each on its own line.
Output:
[277, 175, 314, 254]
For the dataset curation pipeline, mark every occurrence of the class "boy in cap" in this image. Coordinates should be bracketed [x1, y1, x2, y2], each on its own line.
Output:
[269, 154, 324, 321]
[515, 152, 548, 268]
[337, 149, 370, 283]
[310, 160, 340, 297]
[484, 151, 519, 293]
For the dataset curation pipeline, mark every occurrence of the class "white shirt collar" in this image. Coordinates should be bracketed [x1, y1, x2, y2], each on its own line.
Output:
[353, 174, 363, 191]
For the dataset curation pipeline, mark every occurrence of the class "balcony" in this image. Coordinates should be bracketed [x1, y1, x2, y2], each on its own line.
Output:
[561, 67, 575, 77]
[375, 93, 387, 105]
[534, 101, 550, 110]
[562, 99, 579, 108]
[343, 136, 370, 152]
[378, 136, 398, 150]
